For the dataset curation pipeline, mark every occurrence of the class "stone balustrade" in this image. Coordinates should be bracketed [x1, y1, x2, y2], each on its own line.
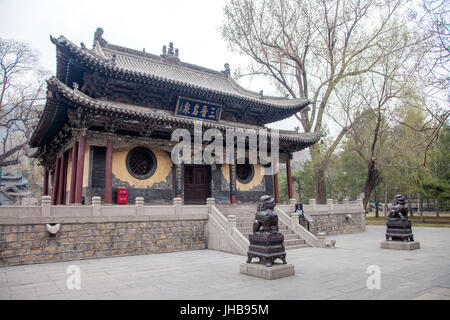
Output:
[278, 198, 366, 236]
[0, 196, 209, 266]
[0, 196, 209, 225]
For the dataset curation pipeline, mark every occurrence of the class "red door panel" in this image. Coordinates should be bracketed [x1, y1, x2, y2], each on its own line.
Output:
[184, 165, 210, 204]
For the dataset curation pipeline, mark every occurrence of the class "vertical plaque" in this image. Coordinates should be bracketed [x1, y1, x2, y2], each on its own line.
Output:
[229, 163, 237, 195]
[174, 164, 183, 195]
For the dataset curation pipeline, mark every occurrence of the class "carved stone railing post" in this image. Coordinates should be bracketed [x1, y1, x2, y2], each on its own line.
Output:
[173, 197, 182, 216]
[289, 198, 297, 208]
[327, 199, 334, 211]
[227, 214, 237, 229]
[206, 198, 215, 214]
[344, 199, 349, 212]
[92, 196, 101, 216]
[317, 232, 326, 248]
[289, 211, 300, 229]
[309, 199, 316, 211]
[41, 195, 52, 217]
[135, 197, 144, 215]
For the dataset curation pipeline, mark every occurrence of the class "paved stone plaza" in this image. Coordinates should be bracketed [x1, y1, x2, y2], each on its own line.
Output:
[0, 226, 449, 300]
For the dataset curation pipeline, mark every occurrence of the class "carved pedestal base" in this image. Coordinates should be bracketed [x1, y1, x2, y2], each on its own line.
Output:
[380, 240, 420, 250]
[240, 263, 295, 280]
[247, 233, 287, 267]
[385, 219, 414, 242]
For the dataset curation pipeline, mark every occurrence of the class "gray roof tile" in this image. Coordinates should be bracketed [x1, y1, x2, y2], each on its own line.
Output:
[52, 35, 309, 110]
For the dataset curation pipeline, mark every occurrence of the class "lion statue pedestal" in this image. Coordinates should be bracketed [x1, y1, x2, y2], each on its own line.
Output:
[381, 194, 420, 250]
[246, 195, 287, 267]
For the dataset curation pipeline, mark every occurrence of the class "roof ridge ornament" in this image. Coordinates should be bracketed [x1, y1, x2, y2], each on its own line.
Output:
[110, 53, 117, 66]
[93, 27, 107, 47]
[161, 42, 180, 63]
[222, 63, 231, 77]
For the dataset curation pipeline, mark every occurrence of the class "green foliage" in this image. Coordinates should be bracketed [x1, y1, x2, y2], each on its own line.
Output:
[411, 123, 450, 206]
[327, 151, 366, 200]
[279, 160, 315, 204]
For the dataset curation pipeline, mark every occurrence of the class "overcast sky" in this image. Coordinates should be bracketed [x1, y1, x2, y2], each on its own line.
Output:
[1, 0, 306, 131]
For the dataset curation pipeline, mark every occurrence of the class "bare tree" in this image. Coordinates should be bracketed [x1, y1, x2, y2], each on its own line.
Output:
[336, 16, 449, 214]
[221, 0, 420, 203]
[0, 38, 46, 168]
[417, 0, 449, 89]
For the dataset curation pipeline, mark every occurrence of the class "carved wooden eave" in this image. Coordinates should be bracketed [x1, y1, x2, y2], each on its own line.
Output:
[29, 77, 322, 161]
[85, 130, 174, 152]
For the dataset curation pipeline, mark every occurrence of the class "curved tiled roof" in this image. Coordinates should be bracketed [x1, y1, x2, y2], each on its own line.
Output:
[51, 35, 309, 112]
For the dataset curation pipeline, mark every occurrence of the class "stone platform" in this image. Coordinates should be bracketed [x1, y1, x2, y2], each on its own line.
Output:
[1, 227, 449, 300]
[380, 240, 421, 250]
[240, 262, 295, 280]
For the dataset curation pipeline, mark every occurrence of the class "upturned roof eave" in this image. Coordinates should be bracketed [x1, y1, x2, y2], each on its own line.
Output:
[31, 76, 322, 151]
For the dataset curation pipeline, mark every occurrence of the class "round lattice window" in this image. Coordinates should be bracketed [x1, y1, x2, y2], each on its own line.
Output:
[236, 163, 254, 184]
[126, 147, 157, 179]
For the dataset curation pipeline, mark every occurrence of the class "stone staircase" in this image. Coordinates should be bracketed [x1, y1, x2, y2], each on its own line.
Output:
[216, 205, 311, 250]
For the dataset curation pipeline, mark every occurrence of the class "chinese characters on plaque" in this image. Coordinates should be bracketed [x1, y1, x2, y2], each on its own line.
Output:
[175, 97, 222, 121]
[229, 164, 237, 195]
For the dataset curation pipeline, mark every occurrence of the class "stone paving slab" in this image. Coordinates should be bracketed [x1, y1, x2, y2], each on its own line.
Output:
[413, 287, 450, 300]
[0, 226, 449, 300]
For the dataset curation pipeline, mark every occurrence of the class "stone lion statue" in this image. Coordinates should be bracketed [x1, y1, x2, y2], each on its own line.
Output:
[388, 194, 408, 221]
[253, 195, 279, 234]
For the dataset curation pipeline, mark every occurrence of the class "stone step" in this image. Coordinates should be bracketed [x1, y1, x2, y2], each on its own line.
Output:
[238, 224, 291, 230]
[216, 205, 310, 250]
[236, 222, 253, 228]
[284, 239, 305, 246]
[238, 226, 292, 234]
[236, 215, 290, 220]
[285, 244, 311, 250]
[241, 230, 297, 238]
[235, 217, 258, 221]
[284, 234, 301, 241]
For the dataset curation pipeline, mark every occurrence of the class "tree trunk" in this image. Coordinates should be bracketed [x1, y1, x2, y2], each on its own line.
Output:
[363, 160, 381, 215]
[419, 195, 424, 222]
[383, 185, 388, 218]
[408, 196, 413, 217]
[309, 144, 327, 204]
[296, 180, 303, 203]
[435, 198, 440, 218]
[375, 195, 379, 218]
[313, 165, 327, 204]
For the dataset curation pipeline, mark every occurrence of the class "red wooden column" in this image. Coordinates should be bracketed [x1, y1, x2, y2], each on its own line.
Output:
[230, 193, 236, 204]
[74, 135, 86, 204]
[62, 152, 68, 205]
[286, 158, 294, 200]
[229, 163, 236, 204]
[175, 164, 182, 198]
[43, 169, 49, 196]
[69, 141, 78, 204]
[51, 158, 61, 205]
[273, 162, 280, 204]
[104, 139, 113, 204]
[57, 152, 66, 205]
